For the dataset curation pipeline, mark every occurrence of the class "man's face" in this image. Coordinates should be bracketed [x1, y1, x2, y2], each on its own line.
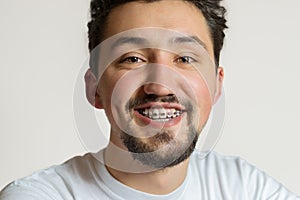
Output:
[93, 0, 223, 169]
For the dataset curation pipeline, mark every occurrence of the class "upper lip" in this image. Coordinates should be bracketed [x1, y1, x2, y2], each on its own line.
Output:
[133, 102, 185, 111]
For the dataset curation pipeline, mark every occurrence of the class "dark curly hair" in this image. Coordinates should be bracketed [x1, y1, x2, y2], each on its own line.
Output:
[87, 0, 227, 70]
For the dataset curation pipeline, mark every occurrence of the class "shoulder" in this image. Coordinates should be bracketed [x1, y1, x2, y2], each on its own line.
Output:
[190, 150, 254, 179]
[189, 151, 299, 199]
[0, 153, 95, 200]
[188, 151, 251, 197]
[191, 150, 249, 168]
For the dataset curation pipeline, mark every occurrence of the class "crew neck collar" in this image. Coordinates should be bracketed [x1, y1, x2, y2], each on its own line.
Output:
[92, 150, 191, 200]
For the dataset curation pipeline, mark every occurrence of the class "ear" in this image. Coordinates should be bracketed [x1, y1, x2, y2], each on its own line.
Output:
[213, 67, 224, 104]
[84, 69, 103, 109]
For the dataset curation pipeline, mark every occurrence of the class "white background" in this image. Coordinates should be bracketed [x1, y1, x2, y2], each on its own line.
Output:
[0, 0, 299, 195]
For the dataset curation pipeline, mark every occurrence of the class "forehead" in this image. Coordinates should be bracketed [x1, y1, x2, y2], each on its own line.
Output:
[102, 0, 214, 58]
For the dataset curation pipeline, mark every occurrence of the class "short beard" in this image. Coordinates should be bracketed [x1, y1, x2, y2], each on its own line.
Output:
[121, 94, 199, 169]
[121, 126, 199, 169]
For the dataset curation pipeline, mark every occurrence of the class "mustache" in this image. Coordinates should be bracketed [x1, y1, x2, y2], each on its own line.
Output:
[127, 94, 179, 110]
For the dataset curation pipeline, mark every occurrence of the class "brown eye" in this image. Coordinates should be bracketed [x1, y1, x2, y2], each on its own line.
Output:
[176, 56, 196, 64]
[122, 56, 144, 63]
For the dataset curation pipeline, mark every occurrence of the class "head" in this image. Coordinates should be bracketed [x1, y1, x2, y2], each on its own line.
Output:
[85, 0, 227, 170]
[88, 0, 227, 75]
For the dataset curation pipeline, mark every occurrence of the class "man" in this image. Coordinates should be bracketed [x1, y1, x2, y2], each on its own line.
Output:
[0, 0, 299, 199]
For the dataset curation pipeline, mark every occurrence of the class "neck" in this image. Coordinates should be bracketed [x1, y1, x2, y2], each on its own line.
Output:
[104, 142, 190, 195]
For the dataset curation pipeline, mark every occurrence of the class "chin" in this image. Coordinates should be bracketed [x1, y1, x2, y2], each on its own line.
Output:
[121, 125, 199, 169]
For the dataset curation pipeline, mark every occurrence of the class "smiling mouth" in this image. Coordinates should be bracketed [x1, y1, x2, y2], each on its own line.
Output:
[134, 103, 186, 124]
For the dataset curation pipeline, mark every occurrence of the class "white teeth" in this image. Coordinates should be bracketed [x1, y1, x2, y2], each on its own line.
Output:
[140, 108, 182, 120]
[159, 109, 166, 118]
[167, 110, 172, 118]
[171, 109, 176, 115]
[144, 109, 149, 115]
[152, 109, 159, 119]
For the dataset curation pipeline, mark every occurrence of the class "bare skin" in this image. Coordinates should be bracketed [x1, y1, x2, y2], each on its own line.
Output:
[85, 0, 224, 195]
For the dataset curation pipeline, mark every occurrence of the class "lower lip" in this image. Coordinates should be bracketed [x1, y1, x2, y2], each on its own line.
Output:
[133, 110, 184, 128]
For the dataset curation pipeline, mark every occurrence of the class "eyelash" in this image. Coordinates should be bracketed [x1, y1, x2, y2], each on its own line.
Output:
[120, 56, 145, 64]
[175, 56, 197, 64]
[119, 55, 197, 64]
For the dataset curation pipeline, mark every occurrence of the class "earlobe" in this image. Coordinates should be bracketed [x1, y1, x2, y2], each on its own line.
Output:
[84, 69, 103, 109]
[213, 67, 224, 104]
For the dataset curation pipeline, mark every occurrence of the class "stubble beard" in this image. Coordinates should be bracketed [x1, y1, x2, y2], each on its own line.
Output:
[120, 95, 200, 169]
[121, 126, 199, 169]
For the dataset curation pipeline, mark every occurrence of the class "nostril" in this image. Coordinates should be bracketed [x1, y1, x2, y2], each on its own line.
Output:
[143, 83, 173, 96]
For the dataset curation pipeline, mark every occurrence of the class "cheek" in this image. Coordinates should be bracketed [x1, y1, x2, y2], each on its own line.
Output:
[97, 69, 127, 130]
[98, 69, 123, 107]
[188, 75, 213, 123]
[188, 73, 213, 103]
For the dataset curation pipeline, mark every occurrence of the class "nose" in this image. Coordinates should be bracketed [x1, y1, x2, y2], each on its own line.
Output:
[142, 51, 175, 96]
[143, 83, 173, 96]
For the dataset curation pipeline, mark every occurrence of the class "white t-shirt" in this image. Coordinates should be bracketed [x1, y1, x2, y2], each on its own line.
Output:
[0, 151, 298, 200]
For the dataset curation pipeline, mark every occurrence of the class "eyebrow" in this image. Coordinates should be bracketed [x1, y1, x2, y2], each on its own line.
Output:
[111, 35, 207, 50]
[171, 36, 207, 50]
[111, 37, 148, 50]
